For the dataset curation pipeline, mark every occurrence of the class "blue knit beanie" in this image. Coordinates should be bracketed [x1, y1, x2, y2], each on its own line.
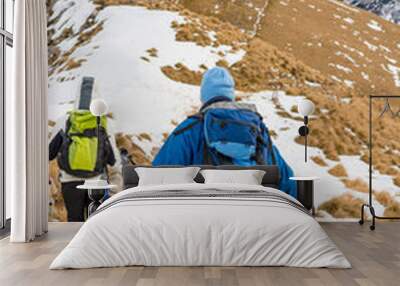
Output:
[200, 67, 235, 104]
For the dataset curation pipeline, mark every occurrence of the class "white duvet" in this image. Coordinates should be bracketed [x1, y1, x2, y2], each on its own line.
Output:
[50, 183, 351, 269]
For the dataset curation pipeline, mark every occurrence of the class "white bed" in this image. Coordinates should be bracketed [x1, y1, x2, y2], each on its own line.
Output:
[50, 183, 350, 269]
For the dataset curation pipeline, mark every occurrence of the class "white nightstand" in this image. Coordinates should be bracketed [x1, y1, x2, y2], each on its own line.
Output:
[290, 177, 319, 215]
[77, 180, 117, 216]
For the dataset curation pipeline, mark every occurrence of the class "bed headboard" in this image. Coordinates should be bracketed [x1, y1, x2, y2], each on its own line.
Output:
[122, 165, 281, 190]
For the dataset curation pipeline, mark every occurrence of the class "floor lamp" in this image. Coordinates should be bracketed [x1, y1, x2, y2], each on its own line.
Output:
[298, 99, 315, 162]
[87, 99, 109, 215]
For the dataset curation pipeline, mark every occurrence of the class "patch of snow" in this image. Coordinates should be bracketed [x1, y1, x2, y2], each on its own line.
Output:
[343, 17, 354, 24]
[344, 79, 354, 88]
[385, 56, 397, 65]
[222, 47, 246, 66]
[340, 97, 352, 104]
[320, 108, 330, 114]
[305, 81, 321, 88]
[387, 64, 400, 87]
[363, 40, 378, 51]
[340, 43, 365, 57]
[335, 51, 359, 67]
[344, 127, 356, 137]
[331, 75, 342, 82]
[361, 72, 370, 81]
[251, 0, 269, 37]
[379, 45, 391, 53]
[329, 63, 352, 74]
[367, 20, 383, 32]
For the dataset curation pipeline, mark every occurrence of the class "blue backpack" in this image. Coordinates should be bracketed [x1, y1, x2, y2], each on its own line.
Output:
[175, 101, 276, 166]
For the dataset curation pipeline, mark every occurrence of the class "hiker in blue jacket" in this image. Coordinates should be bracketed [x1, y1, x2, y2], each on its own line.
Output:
[153, 67, 297, 197]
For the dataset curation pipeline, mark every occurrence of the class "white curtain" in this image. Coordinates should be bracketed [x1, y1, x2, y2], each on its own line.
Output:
[8, 0, 48, 242]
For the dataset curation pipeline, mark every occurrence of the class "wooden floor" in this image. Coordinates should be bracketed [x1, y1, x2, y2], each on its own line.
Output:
[0, 222, 399, 286]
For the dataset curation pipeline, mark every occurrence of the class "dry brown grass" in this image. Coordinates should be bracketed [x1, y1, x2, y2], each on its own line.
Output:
[173, 21, 213, 47]
[176, 0, 400, 181]
[47, 0, 400, 195]
[48, 160, 67, 222]
[146, 48, 158, 57]
[311, 156, 328, 167]
[328, 164, 348, 178]
[161, 63, 202, 85]
[64, 58, 87, 71]
[48, 120, 56, 127]
[179, 0, 267, 32]
[374, 191, 393, 207]
[47, 9, 104, 76]
[93, 0, 180, 11]
[384, 200, 400, 217]
[138, 133, 152, 142]
[369, 191, 400, 217]
[393, 175, 400, 188]
[319, 193, 364, 218]
[115, 133, 152, 165]
[183, 0, 400, 96]
[342, 178, 368, 193]
[162, 28, 365, 163]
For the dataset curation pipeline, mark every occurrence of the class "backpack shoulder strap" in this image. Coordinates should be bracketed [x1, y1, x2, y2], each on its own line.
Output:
[64, 115, 72, 136]
[173, 113, 204, 136]
[265, 129, 276, 165]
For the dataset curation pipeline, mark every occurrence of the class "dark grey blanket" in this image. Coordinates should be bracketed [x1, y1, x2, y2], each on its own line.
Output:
[92, 189, 310, 218]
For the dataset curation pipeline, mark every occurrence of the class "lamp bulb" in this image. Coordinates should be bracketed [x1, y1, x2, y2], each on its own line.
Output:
[90, 99, 108, 116]
[298, 99, 315, 117]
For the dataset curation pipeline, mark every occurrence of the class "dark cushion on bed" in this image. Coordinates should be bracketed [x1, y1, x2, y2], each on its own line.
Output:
[122, 165, 280, 190]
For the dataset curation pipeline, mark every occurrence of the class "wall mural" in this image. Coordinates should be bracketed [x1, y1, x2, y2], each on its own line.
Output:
[47, 0, 400, 221]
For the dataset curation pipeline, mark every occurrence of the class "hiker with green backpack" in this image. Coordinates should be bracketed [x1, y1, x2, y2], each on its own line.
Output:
[49, 77, 120, 222]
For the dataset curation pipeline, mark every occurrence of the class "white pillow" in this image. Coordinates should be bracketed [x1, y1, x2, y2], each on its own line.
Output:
[136, 167, 200, 186]
[200, 169, 266, 185]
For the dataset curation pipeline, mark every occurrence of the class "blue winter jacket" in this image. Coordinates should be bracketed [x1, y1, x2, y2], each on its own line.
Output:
[153, 107, 297, 198]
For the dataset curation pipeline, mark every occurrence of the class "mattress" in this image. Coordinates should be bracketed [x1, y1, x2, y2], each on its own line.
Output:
[50, 183, 351, 269]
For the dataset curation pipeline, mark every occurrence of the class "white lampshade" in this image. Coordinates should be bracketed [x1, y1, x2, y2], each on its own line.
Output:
[298, 99, 315, 117]
[90, 99, 108, 116]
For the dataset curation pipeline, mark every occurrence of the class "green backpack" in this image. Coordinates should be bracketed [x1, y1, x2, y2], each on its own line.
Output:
[57, 110, 111, 178]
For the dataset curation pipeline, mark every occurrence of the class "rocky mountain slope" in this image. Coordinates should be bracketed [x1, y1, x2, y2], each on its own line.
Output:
[345, 0, 400, 24]
[47, 0, 400, 221]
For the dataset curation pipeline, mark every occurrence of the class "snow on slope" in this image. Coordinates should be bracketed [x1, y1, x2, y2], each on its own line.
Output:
[243, 91, 393, 217]
[50, 0, 96, 52]
[49, 2, 398, 218]
[49, 5, 245, 156]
